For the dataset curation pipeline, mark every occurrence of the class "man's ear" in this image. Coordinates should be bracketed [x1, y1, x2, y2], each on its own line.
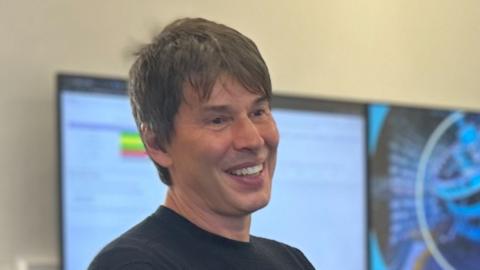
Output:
[141, 123, 173, 167]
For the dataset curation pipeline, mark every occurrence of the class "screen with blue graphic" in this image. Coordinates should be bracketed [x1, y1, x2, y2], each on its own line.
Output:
[369, 104, 480, 270]
[59, 74, 366, 270]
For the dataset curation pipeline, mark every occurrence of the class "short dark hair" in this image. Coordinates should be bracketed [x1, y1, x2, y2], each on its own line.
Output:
[128, 17, 272, 185]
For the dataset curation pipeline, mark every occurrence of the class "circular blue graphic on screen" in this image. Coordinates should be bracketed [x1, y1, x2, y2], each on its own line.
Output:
[416, 112, 480, 270]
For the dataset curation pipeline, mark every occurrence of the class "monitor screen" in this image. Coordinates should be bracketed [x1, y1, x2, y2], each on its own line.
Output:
[58, 74, 366, 270]
[57, 74, 166, 270]
[369, 104, 480, 270]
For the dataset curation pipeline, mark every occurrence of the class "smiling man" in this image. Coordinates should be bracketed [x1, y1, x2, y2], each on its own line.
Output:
[88, 17, 314, 270]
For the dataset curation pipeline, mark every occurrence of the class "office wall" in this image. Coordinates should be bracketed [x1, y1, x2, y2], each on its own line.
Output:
[1, 0, 479, 269]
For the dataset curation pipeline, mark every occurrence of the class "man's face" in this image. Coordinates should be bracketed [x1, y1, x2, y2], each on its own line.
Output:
[161, 76, 279, 217]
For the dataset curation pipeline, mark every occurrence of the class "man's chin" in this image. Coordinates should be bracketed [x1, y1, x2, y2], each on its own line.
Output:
[239, 195, 271, 215]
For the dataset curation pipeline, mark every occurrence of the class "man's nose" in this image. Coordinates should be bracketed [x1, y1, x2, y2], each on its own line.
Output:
[232, 117, 264, 151]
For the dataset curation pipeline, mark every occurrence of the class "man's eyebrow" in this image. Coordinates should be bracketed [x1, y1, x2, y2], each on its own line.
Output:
[254, 95, 269, 106]
[200, 96, 270, 113]
[199, 105, 232, 113]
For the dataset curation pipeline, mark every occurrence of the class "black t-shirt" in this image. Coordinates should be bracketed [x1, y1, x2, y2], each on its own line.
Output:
[88, 206, 315, 270]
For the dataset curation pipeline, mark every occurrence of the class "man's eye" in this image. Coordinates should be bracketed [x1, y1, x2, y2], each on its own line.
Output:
[253, 110, 263, 116]
[210, 117, 227, 125]
[253, 109, 267, 117]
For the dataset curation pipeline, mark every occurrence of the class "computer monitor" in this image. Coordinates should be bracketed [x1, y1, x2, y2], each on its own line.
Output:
[369, 104, 480, 270]
[57, 74, 165, 270]
[58, 74, 367, 270]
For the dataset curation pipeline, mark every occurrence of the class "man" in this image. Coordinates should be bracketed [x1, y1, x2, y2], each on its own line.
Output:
[89, 17, 314, 270]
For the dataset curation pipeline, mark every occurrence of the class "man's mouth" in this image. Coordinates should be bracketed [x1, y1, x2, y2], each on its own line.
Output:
[228, 164, 264, 176]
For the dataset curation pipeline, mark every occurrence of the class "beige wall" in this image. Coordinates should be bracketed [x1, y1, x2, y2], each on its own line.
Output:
[1, 0, 479, 268]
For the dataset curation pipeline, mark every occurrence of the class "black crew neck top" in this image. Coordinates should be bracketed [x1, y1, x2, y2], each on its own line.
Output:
[88, 206, 315, 270]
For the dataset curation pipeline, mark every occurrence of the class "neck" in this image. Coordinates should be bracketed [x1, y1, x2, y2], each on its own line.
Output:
[164, 189, 251, 242]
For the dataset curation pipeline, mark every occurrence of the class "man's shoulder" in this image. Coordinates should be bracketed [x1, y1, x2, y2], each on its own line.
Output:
[88, 214, 183, 270]
[87, 243, 155, 270]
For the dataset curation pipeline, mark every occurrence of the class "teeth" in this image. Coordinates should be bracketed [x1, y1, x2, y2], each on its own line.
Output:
[230, 164, 263, 176]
